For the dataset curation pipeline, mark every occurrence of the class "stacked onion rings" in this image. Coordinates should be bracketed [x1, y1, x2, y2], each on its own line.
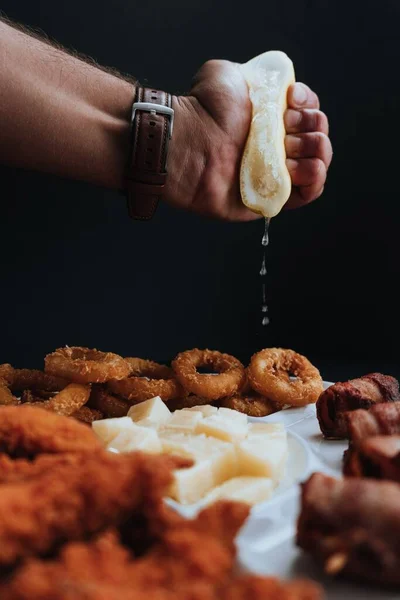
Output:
[108, 358, 185, 403]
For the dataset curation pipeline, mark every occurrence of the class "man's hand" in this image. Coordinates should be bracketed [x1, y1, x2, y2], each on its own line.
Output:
[166, 60, 332, 221]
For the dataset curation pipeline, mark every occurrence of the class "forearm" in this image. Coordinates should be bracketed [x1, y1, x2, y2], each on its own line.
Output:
[0, 20, 134, 190]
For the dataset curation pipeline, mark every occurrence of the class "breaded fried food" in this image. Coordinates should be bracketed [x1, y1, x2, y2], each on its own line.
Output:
[0, 452, 86, 484]
[0, 450, 188, 568]
[0, 405, 100, 457]
[0, 503, 322, 600]
[219, 394, 277, 417]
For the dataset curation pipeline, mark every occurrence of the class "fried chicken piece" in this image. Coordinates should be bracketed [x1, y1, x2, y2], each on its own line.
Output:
[0, 405, 100, 457]
[316, 373, 400, 439]
[0, 452, 87, 484]
[297, 472, 400, 586]
[0, 450, 188, 568]
[0, 502, 321, 600]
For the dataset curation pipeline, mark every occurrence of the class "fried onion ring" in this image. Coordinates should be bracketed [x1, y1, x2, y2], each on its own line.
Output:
[0, 364, 14, 385]
[26, 383, 91, 416]
[171, 348, 246, 401]
[72, 406, 104, 424]
[88, 385, 130, 417]
[45, 347, 130, 384]
[219, 393, 278, 417]
[9, 369, 69, 393]
[247, 347, 323, 407]
[107, 358, 185, 403]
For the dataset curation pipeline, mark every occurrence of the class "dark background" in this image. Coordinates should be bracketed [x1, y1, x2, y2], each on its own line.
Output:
[1, 0, 399, 382]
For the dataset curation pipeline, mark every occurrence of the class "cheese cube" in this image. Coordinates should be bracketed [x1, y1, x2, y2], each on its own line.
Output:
[196, 413, 248, 443]
[159, 432, 197, 459]
[205, 476, 274, 506]
[127, 396, 170, 425]
[217, 407, 248, 425]
[159, 409, 203, 434]
[248, 422, 286, 439]
[107, 425, 162, 454]
[237, 437, 288, 483]
[170, 459, 215, 504]
[186, 405, 218, 417]
[92, 417, 136, 446]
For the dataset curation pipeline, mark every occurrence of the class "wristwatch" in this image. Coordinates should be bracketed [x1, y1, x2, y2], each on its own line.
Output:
[125, 86, 174, 220]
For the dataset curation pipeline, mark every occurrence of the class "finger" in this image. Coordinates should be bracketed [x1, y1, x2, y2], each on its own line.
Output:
[285, 109, 329, 135]
[285, 184, 325, 210]
[285, 132, 333, 169]
[286, 158, 326, 187]
[287, 82, 320, 109]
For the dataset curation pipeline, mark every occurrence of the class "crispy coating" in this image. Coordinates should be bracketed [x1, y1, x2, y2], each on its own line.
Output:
[247, 348, 323, 408]
[0, 502, 321, 600]
[0, 450, 187, 568]
[72, 406, 104, 424]
[0, 382, 18, 406]
[28, 383, 91, 416]
[45, 346, 130, 384]
[9, 369, 69, 393]
[108, 358, 185, 404]
[219, 394, 277, 417]
[0, 452, 87, 484]
[88, 385, 130, 417]
[0, 405, 101, 457]
[172, 349, 246, 401]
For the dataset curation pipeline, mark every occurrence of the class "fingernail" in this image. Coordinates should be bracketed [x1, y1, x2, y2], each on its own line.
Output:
[293, 83, 307, 105]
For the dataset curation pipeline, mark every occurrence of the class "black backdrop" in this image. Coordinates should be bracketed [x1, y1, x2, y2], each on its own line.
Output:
[1, 0, 399, 381]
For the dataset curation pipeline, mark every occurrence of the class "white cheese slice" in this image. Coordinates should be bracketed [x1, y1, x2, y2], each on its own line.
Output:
[205, 476, 274, 506]
[159, 409, 203, 434]
[107, 425, 161, 454]
[196, 413, 248, 443]
[237, 436, 288, 483]
[92, 416, 136, 446]
[186, 405, 218, 417]
[127, 396, 170, 425]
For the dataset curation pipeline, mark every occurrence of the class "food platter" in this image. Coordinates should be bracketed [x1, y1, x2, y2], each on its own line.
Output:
[231, 382, 398, 600]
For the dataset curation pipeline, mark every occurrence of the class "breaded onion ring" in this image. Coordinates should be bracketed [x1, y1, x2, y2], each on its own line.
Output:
[88, 385, 130, 418]
[10, 369, 69, 393]
[247, 347, 323, 407]
[45, 347, 130, 384]
[72, 406, 104, 424]
[172, 349, 246, 401]
[26, 383, 91, 416]
[108, 358, 185, 403]
[168, 395, 213, 411]
[219, 393, 277, 417]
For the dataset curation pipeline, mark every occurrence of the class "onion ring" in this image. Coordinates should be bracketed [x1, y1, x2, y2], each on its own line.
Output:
[45, 347, 130, 384]
[9, 369, 69, 393]
[88, 385, 130, 418]
[247, 347, 323, 407]
[72, 406, 103, 424]
[171, 348, 246, 400]
[219, 393, 277, 417]
[107, 357, 185, 403]
[26, 383, 91, 416]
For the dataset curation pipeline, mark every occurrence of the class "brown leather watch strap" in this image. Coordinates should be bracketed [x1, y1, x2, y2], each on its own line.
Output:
[125, 87, 173, 220]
